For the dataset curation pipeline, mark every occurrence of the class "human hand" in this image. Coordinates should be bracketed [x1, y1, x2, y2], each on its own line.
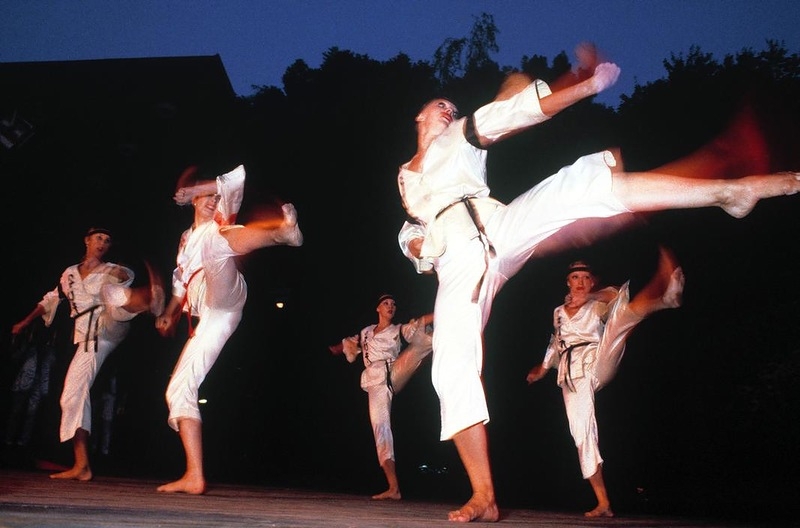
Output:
[173, 187, 192, 205]
[408, 238, 424, 259]
[409, 318, 433, 349]
[575, 42, 599, 72]
[11, 321, 27, 336]
[589, 62, 620, 94]
[155, 314, 175, 338]
[526, 365, 547, 384]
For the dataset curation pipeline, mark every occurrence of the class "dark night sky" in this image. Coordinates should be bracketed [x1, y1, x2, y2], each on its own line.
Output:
[2, 0, 799, 108]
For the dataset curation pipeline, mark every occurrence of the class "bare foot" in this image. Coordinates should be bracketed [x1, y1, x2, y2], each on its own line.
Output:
[371, 489, 401, 500]
[585, 506, 614, 518]
[447, 493, 499, 523]
[661, 267, 685, 309]
[156, 475, 206, 495]
[50, 466, 92, 481]
[721, 172, 800, 218]
[279, 203, 303, 246]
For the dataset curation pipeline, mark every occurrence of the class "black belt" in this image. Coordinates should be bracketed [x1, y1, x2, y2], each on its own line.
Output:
[436, 197, 497, 303]
[385, 361, 394, 395]
[73, 304, 102, 353]
[560, 341, 595, 392]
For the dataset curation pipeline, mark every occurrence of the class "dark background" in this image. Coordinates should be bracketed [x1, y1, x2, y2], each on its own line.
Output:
[2, 19, 799, 525]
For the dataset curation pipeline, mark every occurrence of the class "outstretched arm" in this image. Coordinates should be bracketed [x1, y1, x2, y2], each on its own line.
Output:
[12, 304, 45, 336]
[329, 335, 361, 363]
[173, 180, 217, 206]
[471, 62, 620, 147]
[538, 62, 619, 117]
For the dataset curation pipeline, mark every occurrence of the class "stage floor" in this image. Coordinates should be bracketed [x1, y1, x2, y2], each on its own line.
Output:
[0, 468, 755, 528]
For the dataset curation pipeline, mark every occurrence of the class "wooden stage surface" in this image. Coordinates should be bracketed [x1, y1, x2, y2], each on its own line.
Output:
[0, 469, 759, 528]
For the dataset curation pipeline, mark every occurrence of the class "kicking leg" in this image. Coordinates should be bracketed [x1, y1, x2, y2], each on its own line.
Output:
[628, 246, 685, 318]
[613, 171, 800, 219]
[389, 320, 433, 394]
[223, 203, 303, 254]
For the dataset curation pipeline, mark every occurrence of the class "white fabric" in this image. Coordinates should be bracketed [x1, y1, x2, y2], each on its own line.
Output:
[166, 307, 242, 429]
[343, 321, 419, 465]
[545, 283, 644, 478]
[165, 165, 248, 431]
[59, 335, 119, 441]
[39, 262, 135, 442]
[397, 81, 630, 441]
[171, 165, 246, 304]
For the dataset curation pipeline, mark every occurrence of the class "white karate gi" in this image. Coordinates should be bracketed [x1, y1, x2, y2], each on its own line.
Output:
[398, 81, 631, 440]
[342, 321, 419, 465]
[164, 165, 248, 431]
[38, 262, 136, 441]
[541, 283, 642, 478]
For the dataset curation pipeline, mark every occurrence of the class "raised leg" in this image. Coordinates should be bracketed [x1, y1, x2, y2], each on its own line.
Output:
[628, 246, 685, 318]
[223, 203, 303, 254]
[614, 170, 800, 219]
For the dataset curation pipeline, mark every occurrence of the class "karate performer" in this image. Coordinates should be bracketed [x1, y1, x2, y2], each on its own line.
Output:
[396, 50, 800, 521]
[11, 227, 164, 481]
[330, 294, 433, 500]
[154, 164, 303, 495]
[526, 247, 684, 518]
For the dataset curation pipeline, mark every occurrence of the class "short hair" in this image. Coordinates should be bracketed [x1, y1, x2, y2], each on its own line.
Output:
[86, 227, 112, 239]
[376, 293, 395, 307]
[566, 260, 593, 277]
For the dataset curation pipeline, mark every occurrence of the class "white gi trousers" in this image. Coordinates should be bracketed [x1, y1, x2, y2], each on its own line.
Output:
[366, 377, 394, 465]
[59, 285, 136, 442]
[165, 226, 247, 431]
[561, 283, 643, 478]
[432, 152, 630, 440]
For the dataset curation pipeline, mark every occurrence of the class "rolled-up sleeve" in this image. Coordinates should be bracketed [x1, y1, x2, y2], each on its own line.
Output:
[398, 221, 434, 273]
[472, 80, 552, 142]
[39, 287, 61, 327]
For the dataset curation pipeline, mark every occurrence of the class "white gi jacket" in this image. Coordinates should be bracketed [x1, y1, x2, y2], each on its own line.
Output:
[397, 80, 552, 273]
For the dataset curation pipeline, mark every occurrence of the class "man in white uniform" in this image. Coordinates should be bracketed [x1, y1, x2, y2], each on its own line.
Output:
[155, 164, 303, 495]
[330, 294, 433, 500]
[527, 248, 684, 518]
[11, 227, 164, 481]
[397, 50, 800, 521]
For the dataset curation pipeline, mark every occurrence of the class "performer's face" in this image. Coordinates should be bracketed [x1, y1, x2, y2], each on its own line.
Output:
[193, 192, 220, 219]
[376, 298, 397, 319]
[416, 99, 459, 132]
[566, 271, 595, 295]
[85, 232, 112, 258]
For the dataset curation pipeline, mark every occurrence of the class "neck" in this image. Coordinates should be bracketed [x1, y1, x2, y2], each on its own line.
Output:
[81, 256, 103, 269]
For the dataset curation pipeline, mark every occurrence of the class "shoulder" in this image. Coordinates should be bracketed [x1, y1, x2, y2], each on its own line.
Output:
[106, 263, 134, 280]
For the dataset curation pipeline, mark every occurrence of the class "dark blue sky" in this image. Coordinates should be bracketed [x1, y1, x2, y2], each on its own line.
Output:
[2, 0, 798, 108]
